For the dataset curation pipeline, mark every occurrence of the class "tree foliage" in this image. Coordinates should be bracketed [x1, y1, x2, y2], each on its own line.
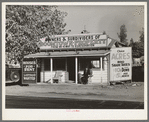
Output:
[117, 24, 128, 45]
[129, 28, 144, 58]
[139, 27, 144, 43]
[102, 31, 106, 35]
[6, 5, 68, 63]
[129, 38, 134, 47]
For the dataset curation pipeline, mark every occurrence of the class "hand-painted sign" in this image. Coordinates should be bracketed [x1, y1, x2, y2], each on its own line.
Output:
[38, 34, 108, 48]
[22, 58, 37, 84]
[110, 47, 132, 81]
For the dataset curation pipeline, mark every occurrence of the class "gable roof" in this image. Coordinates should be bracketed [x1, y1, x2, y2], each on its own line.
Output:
[108, 39, 117, 47]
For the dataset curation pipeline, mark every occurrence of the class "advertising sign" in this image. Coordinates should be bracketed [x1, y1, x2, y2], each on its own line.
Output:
[38, 34, 107, 48]
[110, 47, 132, 81]
[22, 58, 37, 84]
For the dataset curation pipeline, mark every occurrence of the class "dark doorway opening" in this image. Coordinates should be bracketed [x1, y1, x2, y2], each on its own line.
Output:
[67, 57, 75, 81]
[37, 68, 41, 83]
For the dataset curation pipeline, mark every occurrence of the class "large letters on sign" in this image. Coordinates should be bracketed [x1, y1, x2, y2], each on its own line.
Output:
[22, 58, 37, 84]
[110, 47, 132, 81]
[38, 34, 107, 48]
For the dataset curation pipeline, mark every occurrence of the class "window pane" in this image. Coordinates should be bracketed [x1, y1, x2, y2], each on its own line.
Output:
[92, 60, 100, 68]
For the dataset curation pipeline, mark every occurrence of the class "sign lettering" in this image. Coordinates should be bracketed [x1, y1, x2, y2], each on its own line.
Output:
[110, 47, 132, 81]
[38, 34, 108, 48]
[22, 58, 37, 84]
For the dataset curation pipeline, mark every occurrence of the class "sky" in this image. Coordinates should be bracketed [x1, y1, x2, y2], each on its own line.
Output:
[58, 5, 144, 43]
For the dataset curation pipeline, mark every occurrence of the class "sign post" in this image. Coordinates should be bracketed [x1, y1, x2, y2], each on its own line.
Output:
[110, 47, 132, 82]
[22, 58, 37, 84]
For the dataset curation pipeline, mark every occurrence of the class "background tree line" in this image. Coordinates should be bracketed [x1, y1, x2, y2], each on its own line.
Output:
[117, 24, 144, 58]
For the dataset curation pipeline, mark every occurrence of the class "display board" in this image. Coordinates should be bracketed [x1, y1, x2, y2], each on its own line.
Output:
[22, 58, 37, 84]
[38, 33, 108, 49]
[110, 47, 132, 81]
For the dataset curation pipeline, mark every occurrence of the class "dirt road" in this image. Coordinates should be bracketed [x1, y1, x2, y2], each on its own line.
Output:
[5, 82, 144, 102]
[6, 95, 144, 109]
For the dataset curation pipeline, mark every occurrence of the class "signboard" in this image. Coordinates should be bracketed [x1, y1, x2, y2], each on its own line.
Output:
[22, 58, 37, 84]
[110, 47, 132, 81]
[38, 34, 108, 48]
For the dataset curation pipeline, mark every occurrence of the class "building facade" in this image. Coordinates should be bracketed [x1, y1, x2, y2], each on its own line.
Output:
[24, 33, 131, 85]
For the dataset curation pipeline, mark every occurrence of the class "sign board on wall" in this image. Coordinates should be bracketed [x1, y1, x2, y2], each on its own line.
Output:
[110, 47, 132, 81]
[22, 58, 37, 84]
[38, 34, 108, 49]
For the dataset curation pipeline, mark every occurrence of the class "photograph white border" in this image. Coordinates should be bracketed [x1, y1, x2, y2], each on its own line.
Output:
[2, 2, 148, 120]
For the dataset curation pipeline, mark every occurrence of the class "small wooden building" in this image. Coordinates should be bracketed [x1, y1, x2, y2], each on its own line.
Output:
[24, 33, 124, 85]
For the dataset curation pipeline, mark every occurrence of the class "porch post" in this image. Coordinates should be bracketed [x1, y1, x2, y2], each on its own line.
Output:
[100, 57, 103, 71]
[75, 57, 78, 84]
[100, 57, 103, 84]
[43, 59, 45, 83]
[50, 58, 53, 83]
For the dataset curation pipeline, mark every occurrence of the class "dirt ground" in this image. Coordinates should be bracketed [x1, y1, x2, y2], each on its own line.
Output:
[5, 82, 144, 102]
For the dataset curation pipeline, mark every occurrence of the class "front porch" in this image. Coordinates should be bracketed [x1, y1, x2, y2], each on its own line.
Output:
[38, 54, 110, 85]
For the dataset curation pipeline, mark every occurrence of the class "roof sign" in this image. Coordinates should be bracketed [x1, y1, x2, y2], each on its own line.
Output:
[38, 34, 108, 49]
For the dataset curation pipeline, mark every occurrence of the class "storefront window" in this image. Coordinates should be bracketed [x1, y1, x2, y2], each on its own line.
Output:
[91, 57, 104, 70]
[91, 60, 100, 68]
[79, 57, 106, 71]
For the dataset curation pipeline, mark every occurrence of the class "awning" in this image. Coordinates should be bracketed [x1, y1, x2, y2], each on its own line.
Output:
[24, 50, 110, 58]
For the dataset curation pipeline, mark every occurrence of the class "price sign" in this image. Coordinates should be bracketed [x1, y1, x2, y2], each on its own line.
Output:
[110, 47, 132, 81]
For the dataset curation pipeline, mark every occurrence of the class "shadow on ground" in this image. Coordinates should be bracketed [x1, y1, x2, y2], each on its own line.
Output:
[6, 82, 29, 86]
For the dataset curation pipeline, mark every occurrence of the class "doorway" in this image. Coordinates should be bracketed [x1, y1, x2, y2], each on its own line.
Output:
[67, 57, 75, 81]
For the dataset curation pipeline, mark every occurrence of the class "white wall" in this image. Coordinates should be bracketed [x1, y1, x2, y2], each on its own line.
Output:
[40, 71, 68, 83]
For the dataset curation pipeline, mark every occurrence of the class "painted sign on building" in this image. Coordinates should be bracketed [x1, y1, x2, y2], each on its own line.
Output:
[110, 47, 132, 81]
[22, 58, 37, 84]
[38, 34, 108, 49]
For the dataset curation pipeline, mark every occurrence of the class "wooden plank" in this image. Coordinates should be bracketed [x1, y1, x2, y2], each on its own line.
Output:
[40, 71, 69, 83]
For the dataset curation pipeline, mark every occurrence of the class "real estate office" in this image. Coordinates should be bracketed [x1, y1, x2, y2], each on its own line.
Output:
[23, 33, 132, 85]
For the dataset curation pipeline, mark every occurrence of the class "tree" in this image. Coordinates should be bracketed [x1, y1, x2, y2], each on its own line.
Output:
[139, 27, 144, 43]
[117, 24, 128, 45]
[6, 5, 68, 63]
[103, 31, 106, 35]
[131, 28, 144, 58]
[129, 38, 134, 47]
